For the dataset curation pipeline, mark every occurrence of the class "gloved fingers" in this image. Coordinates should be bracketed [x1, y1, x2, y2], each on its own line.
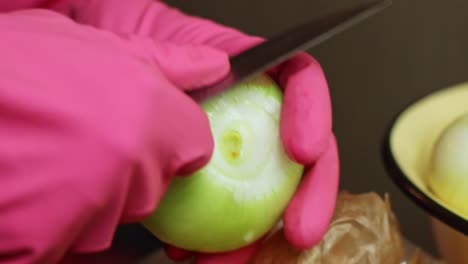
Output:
[39, 0, 264, 56]
[151, 41, 230, 90]
[283, 135, 339, 248]
[276, 53, 333, 165]
[193, 238, 264, 264]
[0, 128, 137, 262]
[130, 7, 333, 165]
[158, 84, 216, 176]
[162, 136, 338, 262]
[163, 237, 265, 264]
[133, 36, 332, 167]
[119, 80, 216, 222]
[126, 36, 231, 90]
[164, 244, 193, 261]
[155, 17, 264, 56]
[0, 9, 229, 262]
[158, 3, 264, 55]
[126, 0, 265, 56]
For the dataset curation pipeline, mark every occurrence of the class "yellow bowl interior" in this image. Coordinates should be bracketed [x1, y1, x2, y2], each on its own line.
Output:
[389, 82, 468, 221]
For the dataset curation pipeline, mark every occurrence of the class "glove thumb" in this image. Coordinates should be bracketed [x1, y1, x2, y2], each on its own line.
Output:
[128, 36, 230, 90]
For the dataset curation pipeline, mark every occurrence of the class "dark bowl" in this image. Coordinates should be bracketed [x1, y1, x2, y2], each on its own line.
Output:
[382, 81, 468, 263]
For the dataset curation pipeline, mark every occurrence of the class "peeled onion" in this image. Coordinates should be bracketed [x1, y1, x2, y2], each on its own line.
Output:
[143, 74, 304, 253]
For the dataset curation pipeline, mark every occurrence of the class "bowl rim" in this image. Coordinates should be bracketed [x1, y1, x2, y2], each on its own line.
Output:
[381, 86, 468, 236]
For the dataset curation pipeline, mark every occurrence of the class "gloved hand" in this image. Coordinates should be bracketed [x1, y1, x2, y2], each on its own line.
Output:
[0, 9, 230, 264]
[105, 2, 339, 263]
[83, 2, 340, 263]
[0, 1, 340, 263]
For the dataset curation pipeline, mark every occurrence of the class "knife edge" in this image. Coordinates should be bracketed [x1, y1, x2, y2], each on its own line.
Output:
[188, 0, 392, 103]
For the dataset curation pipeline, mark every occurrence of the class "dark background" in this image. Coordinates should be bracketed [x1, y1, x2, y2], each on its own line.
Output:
[162, 0, 468, 253]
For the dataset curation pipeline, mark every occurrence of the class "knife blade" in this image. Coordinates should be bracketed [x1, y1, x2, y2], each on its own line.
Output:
[188, 0, 391, 102]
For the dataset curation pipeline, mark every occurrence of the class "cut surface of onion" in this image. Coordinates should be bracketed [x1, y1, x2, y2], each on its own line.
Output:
[143, 74, 304, 253]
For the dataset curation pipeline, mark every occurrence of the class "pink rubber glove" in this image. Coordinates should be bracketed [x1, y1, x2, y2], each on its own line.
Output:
[54, 1, 339, 263]
[0, 1, 340, 263]
[101, 3, 339, 263]
[0, 9, 230, 264]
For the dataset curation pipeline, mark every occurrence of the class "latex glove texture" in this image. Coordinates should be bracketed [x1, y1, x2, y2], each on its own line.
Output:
[0, 1, 340, 263]
[118, 2, 341, 263]
[0, 9, 229, 264]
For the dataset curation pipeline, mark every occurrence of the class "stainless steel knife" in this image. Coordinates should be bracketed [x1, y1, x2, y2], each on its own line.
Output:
[188, 0, 391, 103]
